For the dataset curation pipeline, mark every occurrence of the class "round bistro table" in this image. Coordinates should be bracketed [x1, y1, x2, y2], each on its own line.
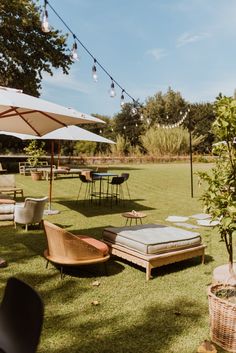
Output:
[122, 211, 147, 226]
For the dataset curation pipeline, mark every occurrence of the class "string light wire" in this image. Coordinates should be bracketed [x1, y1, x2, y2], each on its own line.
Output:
[44, 0, 139, 107]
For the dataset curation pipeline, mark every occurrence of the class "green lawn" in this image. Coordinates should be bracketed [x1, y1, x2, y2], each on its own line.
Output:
[0, 163, 229, 353]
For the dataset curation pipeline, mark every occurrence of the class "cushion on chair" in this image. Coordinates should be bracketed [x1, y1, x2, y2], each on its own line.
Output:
[0, 205, 15, 214]
[79, 236, 109, 256]
[103, 224, 202, 255]
[0, 199, 15, 204]
[0, 214, 14, 221]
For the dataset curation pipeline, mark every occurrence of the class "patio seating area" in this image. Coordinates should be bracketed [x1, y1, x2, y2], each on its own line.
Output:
[0, 163, 221, 353]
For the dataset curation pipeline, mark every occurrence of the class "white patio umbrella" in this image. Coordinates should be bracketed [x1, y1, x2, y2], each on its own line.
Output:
[0, 87, 105, 265]
[0, 127, 114, 213]
[0, 86, 104, 135]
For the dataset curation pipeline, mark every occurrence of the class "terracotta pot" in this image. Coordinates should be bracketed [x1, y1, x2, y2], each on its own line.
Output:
[31, 171, 43, 181]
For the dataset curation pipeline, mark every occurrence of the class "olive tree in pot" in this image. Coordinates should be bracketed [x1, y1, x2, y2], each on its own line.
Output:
[24, 140, 46, 181]
[198, 95, 236, 352]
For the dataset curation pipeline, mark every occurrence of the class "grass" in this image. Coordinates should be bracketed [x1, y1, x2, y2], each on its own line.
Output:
[0, 163, 229, 353]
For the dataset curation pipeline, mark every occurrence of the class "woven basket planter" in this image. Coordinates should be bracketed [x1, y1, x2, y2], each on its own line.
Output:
[208, 283, 236, 352]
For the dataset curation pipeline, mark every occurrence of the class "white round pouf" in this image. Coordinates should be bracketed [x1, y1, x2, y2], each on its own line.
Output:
[213, 263, 236, 284]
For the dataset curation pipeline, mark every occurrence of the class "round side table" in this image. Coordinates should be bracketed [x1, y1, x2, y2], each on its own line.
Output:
[122, 211, 147, 226]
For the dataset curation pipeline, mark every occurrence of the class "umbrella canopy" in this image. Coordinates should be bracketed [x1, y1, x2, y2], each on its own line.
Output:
[1, 126, 114, 144]
[38, 126, 115, 143]
[0, 86, 104, 135]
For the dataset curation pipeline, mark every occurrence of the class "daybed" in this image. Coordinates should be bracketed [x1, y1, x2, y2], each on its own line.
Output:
[103, 224, 206, 280]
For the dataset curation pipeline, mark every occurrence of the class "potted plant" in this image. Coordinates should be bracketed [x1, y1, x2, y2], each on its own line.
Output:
[198, 95, 236, 352]
[24, 140, 46, 181]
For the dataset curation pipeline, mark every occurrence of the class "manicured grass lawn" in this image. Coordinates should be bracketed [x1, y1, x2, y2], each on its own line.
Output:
[0, 163, 228, 353]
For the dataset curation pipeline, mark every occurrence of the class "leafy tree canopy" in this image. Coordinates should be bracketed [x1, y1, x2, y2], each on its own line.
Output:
[187, 102, 215, 153]
[143, 87, 188, 125]
[113, 103, 145, 147]
[0, 0, 72, 96]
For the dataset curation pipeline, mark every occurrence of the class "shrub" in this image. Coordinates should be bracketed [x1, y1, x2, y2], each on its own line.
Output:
[110, 134, 130, 156]
[141, 126, 203, 156]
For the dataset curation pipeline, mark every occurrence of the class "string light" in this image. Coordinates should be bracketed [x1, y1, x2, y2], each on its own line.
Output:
[70, 35, 79, 61]
[41, 1, 140, 109]
[41, 0, 50, 33]
[120, 90, 125, 107]
[92, 59, 98, 82]
[155, 110, 189, 129]
[109, 79, 116, 98]
[131, 107, 137, 116]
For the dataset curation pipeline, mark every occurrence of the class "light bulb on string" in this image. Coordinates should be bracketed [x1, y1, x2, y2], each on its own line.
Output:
[92, 59, 98, 82]
[41, 0, 50, 33]
[109, 79, 116, 97]
[140, 114, 144, 121]
[120, 90, 125, 107]
[71, 36, 79, 61]
[38, 0, 142, 117]
[131, 107, 137, 116]
[131, 99, 139, 116]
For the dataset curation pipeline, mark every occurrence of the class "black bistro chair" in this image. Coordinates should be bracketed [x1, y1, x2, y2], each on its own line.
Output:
[109, 176, 125, 206]
[121, 173, 131, 200]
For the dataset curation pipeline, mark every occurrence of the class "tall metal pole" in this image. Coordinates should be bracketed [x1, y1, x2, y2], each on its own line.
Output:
[189, 128, 194, 198]
[188, 110, 194, 198]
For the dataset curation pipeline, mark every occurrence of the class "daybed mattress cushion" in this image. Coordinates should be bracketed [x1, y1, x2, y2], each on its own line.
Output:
[103, 224, 202, 255]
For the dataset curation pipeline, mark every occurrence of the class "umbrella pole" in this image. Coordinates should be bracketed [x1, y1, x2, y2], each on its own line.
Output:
[57, 140, 61, 169]
[44, 140, 60, 215]
[49, 140, 54, 210]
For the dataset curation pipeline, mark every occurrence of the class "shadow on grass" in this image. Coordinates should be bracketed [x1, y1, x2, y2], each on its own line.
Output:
[58, 199, 155, 217]
[109, 253, 213, 280]
[49, 258, 124, 280]
[41, 297, 207, 353]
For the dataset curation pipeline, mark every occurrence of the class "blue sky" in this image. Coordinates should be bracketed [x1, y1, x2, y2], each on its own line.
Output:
[41, 0, 236, 117]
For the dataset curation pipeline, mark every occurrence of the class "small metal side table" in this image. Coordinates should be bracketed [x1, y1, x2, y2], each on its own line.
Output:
[122, 211, 147, 226]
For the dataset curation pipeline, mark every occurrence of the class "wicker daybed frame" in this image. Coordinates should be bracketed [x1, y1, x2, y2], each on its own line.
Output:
[103, 240, 206, 281]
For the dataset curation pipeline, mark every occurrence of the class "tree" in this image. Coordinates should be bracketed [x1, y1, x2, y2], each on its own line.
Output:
[113, 103, 145, 147]
[0, 0, 72, 96]
[198, 96, 236, 279]
[187, 103, 215, 153]
[24, 140, 45, 167]
[143, 87, 188, 126]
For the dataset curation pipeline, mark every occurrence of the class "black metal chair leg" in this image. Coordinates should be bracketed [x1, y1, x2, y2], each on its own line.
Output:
[60, 266, 64, 279]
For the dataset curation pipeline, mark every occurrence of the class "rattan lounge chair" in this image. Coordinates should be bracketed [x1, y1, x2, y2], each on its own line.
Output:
[43, 221, 110, 278]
